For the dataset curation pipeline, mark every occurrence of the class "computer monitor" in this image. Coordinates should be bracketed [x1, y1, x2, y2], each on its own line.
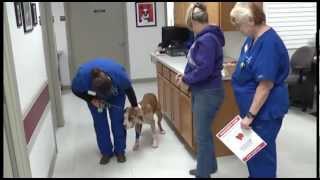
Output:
[161, 26, 193, 48]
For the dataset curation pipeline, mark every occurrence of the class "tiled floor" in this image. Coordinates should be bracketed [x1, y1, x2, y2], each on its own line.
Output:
[53, 81, 317, 178]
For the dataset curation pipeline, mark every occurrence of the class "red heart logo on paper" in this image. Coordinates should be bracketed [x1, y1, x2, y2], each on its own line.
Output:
[235, 133, 244, 141]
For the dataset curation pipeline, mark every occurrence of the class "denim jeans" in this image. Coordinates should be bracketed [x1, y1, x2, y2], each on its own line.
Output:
[191, 87, 225, 177]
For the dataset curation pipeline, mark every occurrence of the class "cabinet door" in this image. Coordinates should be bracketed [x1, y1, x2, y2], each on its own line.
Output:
[219, 2, 236, 31]
[164, 78, 172, 120]
[172, 86, 181, 132]
[174, 2, 190, 27]
[158, 75, 165, 114]
[180, 91, 193, 148]
[205, 2, 220, 26]
[211, 81, 238, 156]
[156, 62, 163, 76]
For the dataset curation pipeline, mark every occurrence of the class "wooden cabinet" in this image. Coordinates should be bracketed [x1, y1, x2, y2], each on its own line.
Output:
[156, 60, 238, 157]
[179, 91, 193, 148]
[163, 66, 171, 81]
[163, 78, 173, 121]
[174, 2, 190, 27]
[157, 75, 165, 114]
[211, 81, 238, 156]
[156, 62, 163, 75]
[205, 2, 220, 26]
[172, 86, 181, 132]
[174, 2, 236, 31]
[219, 2, 237, 31]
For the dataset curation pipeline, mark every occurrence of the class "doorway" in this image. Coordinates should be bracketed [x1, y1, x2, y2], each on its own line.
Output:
[65, 2, 129, 77]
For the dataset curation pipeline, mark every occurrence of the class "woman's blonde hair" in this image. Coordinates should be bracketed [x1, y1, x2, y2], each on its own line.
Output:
[185, 2, 208, 30]
[230, 2, 265, 26]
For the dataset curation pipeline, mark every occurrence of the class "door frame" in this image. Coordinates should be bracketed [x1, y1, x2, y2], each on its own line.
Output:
[64, 2, 131, 78]
[4, 3, 63, 177]
[39, 2, 65, 130]
[3, 4, 32, 177]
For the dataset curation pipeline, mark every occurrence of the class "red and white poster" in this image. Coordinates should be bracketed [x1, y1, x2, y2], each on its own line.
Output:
[135, 2, 157, 27]
[216, 115, 267, 162]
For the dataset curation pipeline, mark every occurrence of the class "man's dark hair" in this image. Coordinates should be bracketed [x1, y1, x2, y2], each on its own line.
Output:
[91, 68, 112, 98]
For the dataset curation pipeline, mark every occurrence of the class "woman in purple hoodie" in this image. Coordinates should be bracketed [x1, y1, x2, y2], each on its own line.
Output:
[176, 2, 225, 178]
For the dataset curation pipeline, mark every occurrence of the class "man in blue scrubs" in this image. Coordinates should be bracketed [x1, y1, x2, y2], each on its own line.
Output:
[71, 58, 138, 165]
[230, 3, 290, 178]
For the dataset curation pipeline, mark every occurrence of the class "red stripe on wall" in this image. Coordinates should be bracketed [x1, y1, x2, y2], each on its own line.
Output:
[23, 84, 50, 144]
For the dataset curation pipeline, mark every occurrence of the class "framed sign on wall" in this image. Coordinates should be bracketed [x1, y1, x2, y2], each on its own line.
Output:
[135, 2, 157, 27]
[22, 2, 33, 33]
[14, 2, 23, 28]
[31, 3, 38, 26]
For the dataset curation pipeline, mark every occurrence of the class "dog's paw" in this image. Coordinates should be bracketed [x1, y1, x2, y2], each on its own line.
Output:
[152, 141, 158, 148]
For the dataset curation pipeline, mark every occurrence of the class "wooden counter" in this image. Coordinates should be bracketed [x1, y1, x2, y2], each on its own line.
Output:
[152, 53, 239, 157]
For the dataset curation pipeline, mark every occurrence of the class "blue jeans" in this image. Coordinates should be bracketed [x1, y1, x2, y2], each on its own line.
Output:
[191, 87, 224, 177]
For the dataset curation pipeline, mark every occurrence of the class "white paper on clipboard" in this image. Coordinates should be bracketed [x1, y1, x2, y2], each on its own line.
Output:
[216, 115, 267, 162]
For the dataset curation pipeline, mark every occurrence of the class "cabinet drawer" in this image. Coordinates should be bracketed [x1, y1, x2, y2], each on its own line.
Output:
[156, 62, 163, 75]
[170, 70, 177, 85]
[180, 92, 193, 148]
[172, 86, 181, 132]
[163, 66, 171, 80]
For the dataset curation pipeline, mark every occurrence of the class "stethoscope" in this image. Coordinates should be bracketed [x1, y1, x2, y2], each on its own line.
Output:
[240, 42, 254, 71]
[240, 55, 253, 72]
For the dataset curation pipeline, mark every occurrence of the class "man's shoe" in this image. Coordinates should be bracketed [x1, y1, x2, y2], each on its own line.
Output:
[189, 169, 197, 176]
[100, 155, 112, 165]
[116, 154, 126, 163]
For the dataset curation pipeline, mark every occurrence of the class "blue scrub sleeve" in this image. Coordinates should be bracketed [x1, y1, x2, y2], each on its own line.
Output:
[253, 42, 279, 83]
[116, 67, 138, 107]
[71, 68, 93, 103]
[117, 67, 132, 90]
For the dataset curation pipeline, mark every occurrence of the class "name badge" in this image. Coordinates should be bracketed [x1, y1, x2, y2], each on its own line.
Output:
[88, 90, 96, 96]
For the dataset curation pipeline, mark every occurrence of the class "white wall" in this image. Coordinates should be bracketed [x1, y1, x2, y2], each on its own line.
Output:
[6, 2, 48, 114]
[223, 31, 245, 60]
[28, 104, 56, 178]
[166, 2, 174, 26]
[51, 2, 71, 86]
[126, 2, 166, 79]
[6, 2, 56, 177]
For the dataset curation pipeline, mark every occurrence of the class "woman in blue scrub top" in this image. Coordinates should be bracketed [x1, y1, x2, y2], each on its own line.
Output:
[230, 2, 290, 178]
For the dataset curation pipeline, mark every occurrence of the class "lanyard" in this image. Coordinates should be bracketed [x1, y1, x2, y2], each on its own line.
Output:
[104, 102, 122, 110]
[240, 55, 253, 71]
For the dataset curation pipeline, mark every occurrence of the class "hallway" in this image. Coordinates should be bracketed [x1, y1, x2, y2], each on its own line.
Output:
[52, 81, 316, 178]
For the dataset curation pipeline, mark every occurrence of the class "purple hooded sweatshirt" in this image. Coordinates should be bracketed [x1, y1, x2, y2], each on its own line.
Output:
[182, 25, 225, 91]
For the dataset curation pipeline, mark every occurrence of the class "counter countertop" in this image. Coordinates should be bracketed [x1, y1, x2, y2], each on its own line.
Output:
[151, 52, 233, 80]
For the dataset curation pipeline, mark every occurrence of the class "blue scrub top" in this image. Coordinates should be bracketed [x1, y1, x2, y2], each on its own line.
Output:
[231, 28, 290, 121]
[72, 58, 131, 101]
